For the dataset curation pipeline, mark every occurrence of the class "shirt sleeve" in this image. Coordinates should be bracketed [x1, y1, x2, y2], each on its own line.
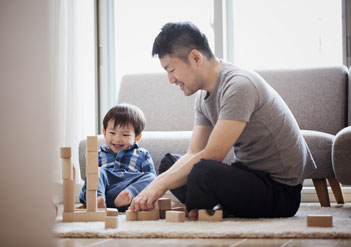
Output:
[140, 151, 157, 175]
[219, 75, 258, 122]
[194, 90, 212, 126]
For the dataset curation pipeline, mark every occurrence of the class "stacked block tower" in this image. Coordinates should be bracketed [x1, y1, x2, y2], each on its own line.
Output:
[86, 136, 99, 212]
[61, 147, 75, 213]
[61, 136, 108, 222]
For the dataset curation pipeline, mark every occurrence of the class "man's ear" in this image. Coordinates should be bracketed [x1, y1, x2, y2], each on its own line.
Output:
[189, 49, 203, 66]
[135, 133, 142, 142]
[102, 128, 106, 137]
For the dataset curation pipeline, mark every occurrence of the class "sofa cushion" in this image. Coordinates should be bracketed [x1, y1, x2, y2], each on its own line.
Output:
[301, 130, 335, 179]
[117, 73, 196, 131]
[258, 66, 348, 135]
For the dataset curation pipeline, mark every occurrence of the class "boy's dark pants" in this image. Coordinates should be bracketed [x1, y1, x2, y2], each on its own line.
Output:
[159, 153, 302, 218]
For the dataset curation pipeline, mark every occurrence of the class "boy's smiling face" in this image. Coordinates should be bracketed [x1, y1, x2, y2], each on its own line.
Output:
[103, 120, 140, 154]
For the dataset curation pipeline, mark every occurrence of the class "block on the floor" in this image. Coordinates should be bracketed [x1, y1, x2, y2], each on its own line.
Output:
[155, 198, 171, 211]
[60, 147, 71, 159]
[105, 216, 118, 229]
[126, 210, 138, 221]
[166, 210, 185, 222]
[107, 208, 118, 216]
[62, 209, 106, 222]
[63, 179, 75, 212]
[86, 153, 99, 174]
[86, 136, 98, 152]
[62, 158, 73, 180]
[86, 190, 97, 212]
[86, 173, 99, 190]
[198, 209, 223, 222]
[159, 210, 166, 219]
[307, 214, 333, 227]
[137, 210, 159, 221]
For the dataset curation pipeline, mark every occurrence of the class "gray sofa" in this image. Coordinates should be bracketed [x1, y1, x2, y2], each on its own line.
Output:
[79, 66, 351, 207]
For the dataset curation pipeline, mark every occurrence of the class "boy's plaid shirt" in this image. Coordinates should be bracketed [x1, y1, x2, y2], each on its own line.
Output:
[98, 143, 156, 174]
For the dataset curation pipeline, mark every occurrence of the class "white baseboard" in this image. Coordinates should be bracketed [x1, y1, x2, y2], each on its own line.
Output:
[301, 186, 351, 203]
[52, 182, 351, 204]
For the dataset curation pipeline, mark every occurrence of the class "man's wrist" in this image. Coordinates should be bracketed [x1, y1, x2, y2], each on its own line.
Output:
[155, 173, 169, 194]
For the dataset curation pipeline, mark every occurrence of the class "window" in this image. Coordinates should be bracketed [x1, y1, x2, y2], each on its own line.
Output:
[114, 0, 214, 88]
[230, 0, 343, 69]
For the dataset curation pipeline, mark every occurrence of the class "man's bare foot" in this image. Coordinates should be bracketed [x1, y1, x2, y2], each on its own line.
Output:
[188, 209, 198, 221]
[97, 196, 106, 208]
[77, 204, 86, 209]
[114, 190, 132, 207]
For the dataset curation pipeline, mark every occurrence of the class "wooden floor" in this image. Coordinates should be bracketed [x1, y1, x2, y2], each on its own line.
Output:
[55, 238, 351, 247]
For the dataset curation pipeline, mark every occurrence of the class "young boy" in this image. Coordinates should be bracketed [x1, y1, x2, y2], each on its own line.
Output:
[79, 103, 156, 211]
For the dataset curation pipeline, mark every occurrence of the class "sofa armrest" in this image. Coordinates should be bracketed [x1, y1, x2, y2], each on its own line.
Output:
[332, 126, 351, 185]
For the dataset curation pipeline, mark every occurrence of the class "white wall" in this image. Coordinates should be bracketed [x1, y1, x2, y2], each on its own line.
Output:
[0, 0, 55, 246]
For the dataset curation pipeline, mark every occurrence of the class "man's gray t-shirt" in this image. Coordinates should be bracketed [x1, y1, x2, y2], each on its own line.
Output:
[194, 61, 316, 186]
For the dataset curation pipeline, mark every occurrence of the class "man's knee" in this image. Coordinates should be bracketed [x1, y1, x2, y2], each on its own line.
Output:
[158, 153, 182, 174]
[188, 159, 219, 182]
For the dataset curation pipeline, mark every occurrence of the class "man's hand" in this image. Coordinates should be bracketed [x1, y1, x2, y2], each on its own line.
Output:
[130, 179, 167, 211]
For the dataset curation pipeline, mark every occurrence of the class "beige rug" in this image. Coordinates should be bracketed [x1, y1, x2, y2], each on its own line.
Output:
[53, 203, 351, 239]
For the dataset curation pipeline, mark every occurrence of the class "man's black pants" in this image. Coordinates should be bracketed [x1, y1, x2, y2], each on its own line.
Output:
[159, 153, 302, 218]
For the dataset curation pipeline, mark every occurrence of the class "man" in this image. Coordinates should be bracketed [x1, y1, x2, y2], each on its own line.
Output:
[130, 22, 316, 219]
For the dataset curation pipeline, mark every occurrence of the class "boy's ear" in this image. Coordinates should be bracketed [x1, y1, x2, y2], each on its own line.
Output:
[135, 133, 142, 142]
[102, 128, 106, 137]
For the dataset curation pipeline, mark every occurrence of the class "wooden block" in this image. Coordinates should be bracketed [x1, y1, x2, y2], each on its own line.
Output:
[166, 211, 185, 222]
[155, 198, 171, 210]
[107, 208, 118, 216]
[86, 136, 98, 152]
[126, 210, 138, 221]
[86, 153, 99, 174]
[171, 206, 188, 216]
[87, 173, 99, 190]
[105, 216, 118, 229]
[63, 179, 75, 212]
[159, 210, 166, 219]
[171, 207, 185, 212]
[60, 147, 71, 159]
[86, 190, 97, 212]
[62, 158, 73, 180]
[137, 210, 159, 221]
[198, 209, 223, 222]
[307, 214, 333, 227]
[63, 209, 106, 222]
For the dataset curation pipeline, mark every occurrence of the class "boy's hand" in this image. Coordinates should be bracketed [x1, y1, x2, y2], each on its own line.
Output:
[130, 180, 167, 211]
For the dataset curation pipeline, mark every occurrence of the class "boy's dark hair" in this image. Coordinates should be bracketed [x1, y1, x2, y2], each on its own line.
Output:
[152, 22, 214, 62]
[103, 103, 145, 137]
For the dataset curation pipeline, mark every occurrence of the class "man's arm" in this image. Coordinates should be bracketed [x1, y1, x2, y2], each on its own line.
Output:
[155, 124, 213, 185]
[130, 119, 246, 211]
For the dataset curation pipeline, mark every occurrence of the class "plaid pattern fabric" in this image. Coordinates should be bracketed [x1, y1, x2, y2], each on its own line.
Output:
[98, 143, 156, 174]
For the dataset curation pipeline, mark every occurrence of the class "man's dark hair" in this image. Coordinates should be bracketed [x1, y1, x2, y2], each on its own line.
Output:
[103, 103, 145, 136]
[152, 22, 214, 62]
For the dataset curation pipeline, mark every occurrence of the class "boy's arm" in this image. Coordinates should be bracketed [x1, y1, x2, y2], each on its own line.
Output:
[140, 151, 157, 175]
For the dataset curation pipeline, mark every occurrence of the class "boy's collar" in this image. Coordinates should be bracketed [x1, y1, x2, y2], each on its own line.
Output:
[101, 142, 139, 153]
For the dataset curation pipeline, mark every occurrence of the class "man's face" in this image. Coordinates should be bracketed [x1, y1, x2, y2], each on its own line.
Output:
[160, 54, 203, 96]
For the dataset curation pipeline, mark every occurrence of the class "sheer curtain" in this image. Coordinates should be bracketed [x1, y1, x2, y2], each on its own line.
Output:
[53, 0, 96, 192]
